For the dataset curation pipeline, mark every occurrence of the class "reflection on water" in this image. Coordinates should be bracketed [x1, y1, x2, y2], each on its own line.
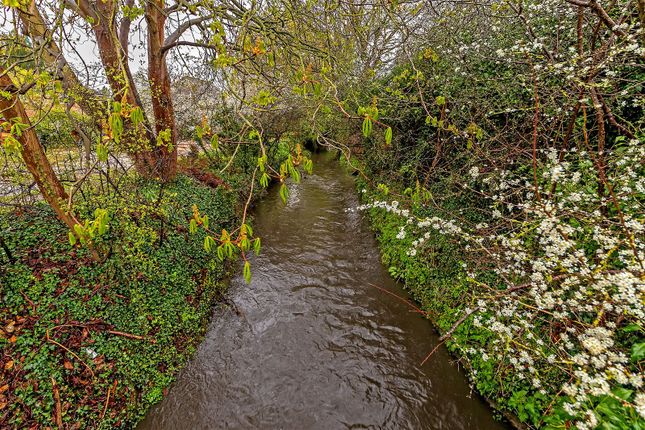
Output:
[139, 151, 508, 430]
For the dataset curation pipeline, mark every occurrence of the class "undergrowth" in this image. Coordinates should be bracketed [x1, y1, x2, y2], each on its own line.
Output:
[0, 166, 253, 428]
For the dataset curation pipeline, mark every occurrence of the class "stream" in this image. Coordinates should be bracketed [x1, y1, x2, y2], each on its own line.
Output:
[139, 151, 507, 429]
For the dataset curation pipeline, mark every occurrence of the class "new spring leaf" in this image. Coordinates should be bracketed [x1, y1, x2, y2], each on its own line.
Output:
[279, 183, 289, 204]
[362, 116, 373, 137]
[243, 261, 252, 284]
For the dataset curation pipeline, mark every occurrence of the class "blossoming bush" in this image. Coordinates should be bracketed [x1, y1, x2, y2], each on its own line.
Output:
[356, 138, 644, 428]
[346, 0, 645, 428]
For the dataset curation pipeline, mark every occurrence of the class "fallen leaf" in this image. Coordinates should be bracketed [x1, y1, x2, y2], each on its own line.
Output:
[4, 361, 14, 370]
[8, 335, 17, 343]
[0, 384, 8, 394]
[63, 361, 74, 370]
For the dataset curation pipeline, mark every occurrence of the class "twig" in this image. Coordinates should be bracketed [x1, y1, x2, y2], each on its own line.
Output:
[100, 380, 116, 421]
[240, 167, 258, 226]
[420, 338, 448, 366]
[530, 61, 541, 203]
[46, 329, 95, 378]
[106, 330, 147, 341]
[49, 323, 150, 342]
[419, 305, 485, 366]
[439, 306, 481, 343]
[20, 290, 36, 312]
[366, 282, 430, 317]
[51, 377, 63, 428]
[219, 144, 240, 173]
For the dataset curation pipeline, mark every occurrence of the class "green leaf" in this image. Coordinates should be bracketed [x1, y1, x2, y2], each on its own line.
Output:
[156, 128, 172, 148]
[189, 219, 198, 234]
[253, 238, 261, 255]
[279, 183, 289, 204]
[291, 168, 301, 183]
[385, 127, 392, 146]
[304, 159, 313, 174]
[204, 236, 214, 252]
[362, 117, 373, 137]
[68, 231, 76, 246]
[243, 261, 252, 284]
[74, 224, 86, 244]
[109, 113, 123, 143]
[97, 144, 108, 162]
[2, 135, 22, 155]
[631, 342, 645, 362]
[3, 0, 26, 8]
[436, 96, 446, 106]
[130, 107, 144, 127]
[259, 172, 270, 188]
[10, 120, 27, 137]
[612, 387, 633, 401]
[96, 211, 109, 235]
[623, 324, 643, 333]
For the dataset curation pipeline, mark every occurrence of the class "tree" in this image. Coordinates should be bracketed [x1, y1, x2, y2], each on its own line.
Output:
[16, 0, 103, 127]
[0, 67, 82, 238]
[62, 0, 172, 180]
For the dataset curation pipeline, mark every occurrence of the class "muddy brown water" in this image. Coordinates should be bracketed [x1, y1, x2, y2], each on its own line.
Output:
[139, 151, 508, 430]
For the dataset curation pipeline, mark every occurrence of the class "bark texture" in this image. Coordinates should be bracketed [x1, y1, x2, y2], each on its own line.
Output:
[70, 0, 177, 181]
[18, 0, 104, 126]
[145, 0, 178, 180]
[0, 69, 79, 234]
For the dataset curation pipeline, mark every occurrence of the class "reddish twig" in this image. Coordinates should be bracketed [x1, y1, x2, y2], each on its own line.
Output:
[51, 377, 63, 428]
[46, 329, 95, 378]
[366, 282, 430, 317]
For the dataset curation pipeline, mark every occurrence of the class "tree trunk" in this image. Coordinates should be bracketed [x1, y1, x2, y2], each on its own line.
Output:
[20, 0, 170, 180]
[145, 0, 178, 181]
[70, 0, 175, 181]
[0, 69, 80, 236]
[18, 0, 104, 128]
[91, 1, 157, 174]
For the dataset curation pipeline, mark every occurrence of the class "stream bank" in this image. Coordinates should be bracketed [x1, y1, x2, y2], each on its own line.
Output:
[0, 171, 253, 429]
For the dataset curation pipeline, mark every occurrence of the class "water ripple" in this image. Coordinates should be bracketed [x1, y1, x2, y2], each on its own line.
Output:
[139, 152, 508, 430]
